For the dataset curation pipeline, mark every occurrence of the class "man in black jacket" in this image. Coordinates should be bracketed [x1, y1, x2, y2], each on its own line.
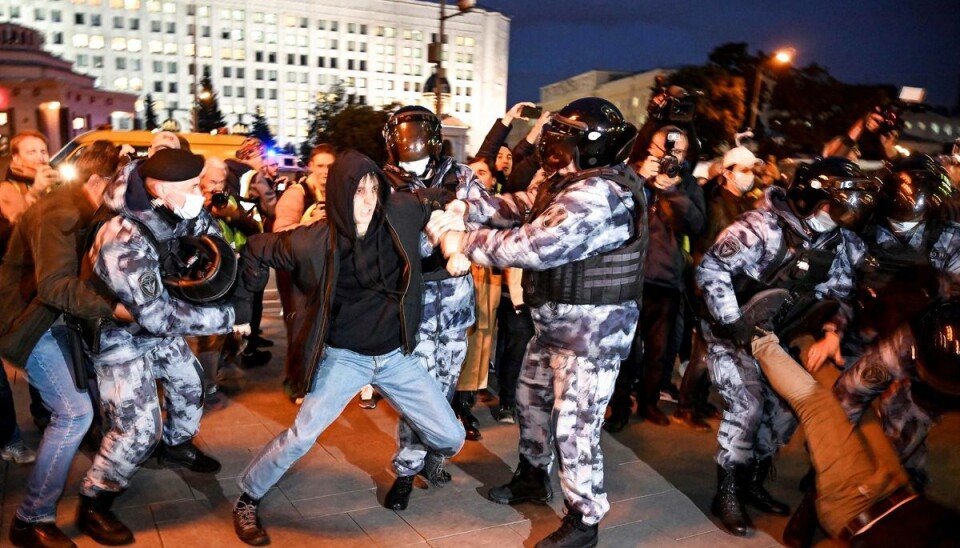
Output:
[231, 150, 464, 546]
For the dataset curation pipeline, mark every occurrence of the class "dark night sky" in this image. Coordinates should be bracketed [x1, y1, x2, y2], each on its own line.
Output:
[466, 0, 960, 109]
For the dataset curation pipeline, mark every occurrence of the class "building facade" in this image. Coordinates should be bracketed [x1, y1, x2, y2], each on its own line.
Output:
[0, 0, 509, 154]
[540, 69, 674, 130]
[0, 22, 136, 153]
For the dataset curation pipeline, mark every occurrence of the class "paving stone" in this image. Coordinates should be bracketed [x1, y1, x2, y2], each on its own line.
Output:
[428, 522, 527, 547]
[293, 487, 381, 518]
[606, 489, 718, 539]
[348, 506, 426, 546]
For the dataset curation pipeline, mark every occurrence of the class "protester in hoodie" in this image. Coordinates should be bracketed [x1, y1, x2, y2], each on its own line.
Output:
[230, 150, 464, 546]
[77, 148, 240, 545]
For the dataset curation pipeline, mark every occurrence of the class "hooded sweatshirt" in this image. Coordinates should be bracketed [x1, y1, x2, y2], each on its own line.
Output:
[325, 151, 404, 355]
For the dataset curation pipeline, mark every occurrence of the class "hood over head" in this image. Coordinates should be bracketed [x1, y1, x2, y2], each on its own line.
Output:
[325, 149, 391, 239]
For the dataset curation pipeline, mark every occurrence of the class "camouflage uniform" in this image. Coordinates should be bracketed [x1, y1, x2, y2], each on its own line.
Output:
[696, 186, 863, 469]
[391, 158, 487, 475]
[80, 165, 235, 496]
[834, 221, 960, 485]
[460, 171, 640, 525]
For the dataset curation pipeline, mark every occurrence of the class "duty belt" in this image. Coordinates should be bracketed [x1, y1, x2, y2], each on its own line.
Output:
[839, 485, 920, 541]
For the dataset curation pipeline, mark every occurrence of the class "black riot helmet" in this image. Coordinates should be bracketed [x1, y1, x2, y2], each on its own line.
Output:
[162, 235, 238, 303]
[787, 156, 883, 231]
[382, 105, 443, 167]
[881, 154, 953, 222]
[537, 97, 638, 173]
[912, 301, 960, 397]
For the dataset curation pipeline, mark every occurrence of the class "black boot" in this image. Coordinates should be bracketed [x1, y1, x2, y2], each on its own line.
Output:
[233, 493, 269, 546]
[534, 505, 599, 548]
[384, 475, 415, 511]
[743, 458, 790, 516]
[455, 391, 482, 441]
[418, 451, 452, 487]
[602, 403, 630, 433]
[76, 492, 134, 546]
[158, 441, 222, 474]
[9, 517, 76, 548]
[711, 465, 753, 537]
[488, 455, 553, 505]
[782, 487, 819, 548]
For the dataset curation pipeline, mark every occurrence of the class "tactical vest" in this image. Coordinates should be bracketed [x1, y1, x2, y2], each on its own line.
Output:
[730, 219, 842, 337]
[522, 167, 648, 308]
[384, 164, 461, 282]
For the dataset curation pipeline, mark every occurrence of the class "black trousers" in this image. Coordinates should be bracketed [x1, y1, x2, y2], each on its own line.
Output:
[0, 365, 16, 446]
[611, 284, 682, 413]
[495, 295, 534, 408]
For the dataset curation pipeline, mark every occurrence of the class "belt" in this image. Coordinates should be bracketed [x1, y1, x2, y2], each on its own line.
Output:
[839, 485, 920, 541]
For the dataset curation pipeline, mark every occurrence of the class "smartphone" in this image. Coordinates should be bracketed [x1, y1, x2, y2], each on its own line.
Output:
[520, 105, 542, 119]
[899, 86, 926, 104]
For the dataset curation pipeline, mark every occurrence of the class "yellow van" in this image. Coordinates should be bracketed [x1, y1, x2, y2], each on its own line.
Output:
[50, 130, 247, 180]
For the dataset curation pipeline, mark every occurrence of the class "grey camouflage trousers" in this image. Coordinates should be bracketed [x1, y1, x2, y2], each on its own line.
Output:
[81, 337, 204, 496]
[834, 324, 936, 486]
[704, 324, 797, 469]
[393, 325, 468, 475]
[517, 338, 619, 526]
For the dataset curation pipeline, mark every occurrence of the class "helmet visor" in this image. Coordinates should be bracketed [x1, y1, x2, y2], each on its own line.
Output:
[822, 176, 882, 230]
[385, 119, 437, 164]
[537, 116, 586, 173]
[886, 170, 950, 222]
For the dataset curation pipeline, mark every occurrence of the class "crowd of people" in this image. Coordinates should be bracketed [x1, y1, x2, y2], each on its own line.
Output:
[1, 87, 960, 548]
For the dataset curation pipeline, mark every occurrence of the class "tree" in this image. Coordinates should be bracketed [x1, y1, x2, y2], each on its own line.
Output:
[196, 65, 226, 133]
[299, 83, 346, 161]
[325, 105, 391, 165]
[249, 106, 276, 150]
[143, 94, 159, 130]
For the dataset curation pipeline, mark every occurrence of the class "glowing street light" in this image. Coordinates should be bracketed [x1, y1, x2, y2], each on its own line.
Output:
[748, 47, 797, 130]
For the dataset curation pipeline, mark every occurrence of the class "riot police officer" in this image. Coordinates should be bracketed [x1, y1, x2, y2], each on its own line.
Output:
[695, 157, 881, 536]
[380, 106, 489, 510]
[432, 97, 647, 548]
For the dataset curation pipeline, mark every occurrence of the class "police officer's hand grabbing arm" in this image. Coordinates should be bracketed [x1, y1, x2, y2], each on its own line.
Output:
[805, 325, 844, 372]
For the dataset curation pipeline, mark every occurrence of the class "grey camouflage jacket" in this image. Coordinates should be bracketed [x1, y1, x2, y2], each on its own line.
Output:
[460, 168, 641, 359]
[89, 161, 235, 363]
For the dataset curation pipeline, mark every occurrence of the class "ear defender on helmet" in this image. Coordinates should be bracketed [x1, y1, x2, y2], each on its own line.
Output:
[383, 106, 443, 168]
[536, 97, 637, 173]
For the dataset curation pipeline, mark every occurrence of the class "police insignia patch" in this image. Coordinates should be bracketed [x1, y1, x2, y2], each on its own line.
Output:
[716, 237, 742, 259]
[139, 272, 160, 298]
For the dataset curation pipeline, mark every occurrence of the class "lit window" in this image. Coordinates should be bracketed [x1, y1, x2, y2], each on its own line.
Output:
[199, 46, 212, 57]
[456, 36, 464, 46]
[127, 39, 142, 52]
[285, 15, 296, 27]
[73, 34, 89, 48]
[125, 0, 140, 9]
[162, 2, 175, 14]
[89, 35, 104, 49]
[154, 100, 166, 110]
[113, 77, 129, 90]
[110, 0, 123, 8]
[163, 42, 177, 54]
[266, 33, 277, 44]
[253, 12, 263, 23]
[234, 49, 245, 60]
[265, 13, 276, 24]
[285, 90, 297, 100]
[198, 5, 209, 16]
[266, 107, 278, 117]
[221, 48, 232, 59]
[130, 78, 143, 91]
[465, 37, 475, 47]
[222, 104, 233, 114]
[146, 0, 160, 11]
[298, 90, 309, 101]
[285, 126, 296, 137]
[252, 31, 263, 43]
[111, 37, 126, 50]
[232, 10, 244, 21]
[285, 34, 295, 46]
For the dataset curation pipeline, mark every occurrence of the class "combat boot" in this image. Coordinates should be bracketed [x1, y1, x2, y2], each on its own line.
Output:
[384, 475, 415, 511]
[455, 391, 482, 441]
[9, 517, 76, 548]
[743, 458, 790, 515]
[488, 455, 552, 505]
[711, 465, 753, 537]
[77, 492, 134, 545]
[158, 440, 222, 474]
[534, 505, 598, 548]
[418, 451, 452, 487]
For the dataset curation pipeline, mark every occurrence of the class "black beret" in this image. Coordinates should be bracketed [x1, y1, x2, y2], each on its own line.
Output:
[138, 148, 205, 182]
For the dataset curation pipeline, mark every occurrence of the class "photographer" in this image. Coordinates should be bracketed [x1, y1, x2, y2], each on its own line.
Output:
[606, 125, 705, 432]
[1, 131, 60, 226]
[823, 108, 901, 161]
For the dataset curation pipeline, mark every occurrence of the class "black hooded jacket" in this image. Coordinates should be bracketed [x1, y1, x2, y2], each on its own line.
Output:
[238, 150, 445, 391]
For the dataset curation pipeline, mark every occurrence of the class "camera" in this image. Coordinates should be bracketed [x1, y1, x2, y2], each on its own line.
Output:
[648, 76, 698, 124]
[875, 86, 926, 136]
[658, 129, 683, 178]
[210, 191, 229, 209]
[520, 105, 542, 119]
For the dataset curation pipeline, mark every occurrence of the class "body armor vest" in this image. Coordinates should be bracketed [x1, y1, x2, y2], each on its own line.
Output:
[522, 167, 648, 308]
[730, 220, 841, 339]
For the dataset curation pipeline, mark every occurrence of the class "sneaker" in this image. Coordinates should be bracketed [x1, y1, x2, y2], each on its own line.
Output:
[497, 404, 516, 424]
[1, 440, 37, 464]
[246, 335, 274, 349]
[240, 349, 271, 369]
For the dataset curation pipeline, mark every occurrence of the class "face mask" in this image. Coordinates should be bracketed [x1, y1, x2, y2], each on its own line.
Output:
[170, 191, 205, 219]
[730, 171, 755, 193]
[805, 209, 838, 233]
[888, 219, 920, 234]
[399, 158, 430, 178]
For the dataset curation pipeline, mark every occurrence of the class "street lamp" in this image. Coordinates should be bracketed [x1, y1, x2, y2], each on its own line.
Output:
[748, 47, 795, 130]
[429, 1, 474, 116]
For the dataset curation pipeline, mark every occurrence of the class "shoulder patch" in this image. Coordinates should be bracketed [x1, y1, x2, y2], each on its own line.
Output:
[716, 236, 742, 260]
[139, 272, 160, 299]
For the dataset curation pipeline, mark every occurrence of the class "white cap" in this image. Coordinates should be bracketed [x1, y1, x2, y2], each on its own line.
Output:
[722, 146, 761, 169]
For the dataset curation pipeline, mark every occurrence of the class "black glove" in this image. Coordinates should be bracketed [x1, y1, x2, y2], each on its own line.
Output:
[229, 281, 253, 325]
[721, 317, 755, 349]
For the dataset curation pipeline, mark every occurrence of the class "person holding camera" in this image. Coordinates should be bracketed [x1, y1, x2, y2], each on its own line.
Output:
[823, 108, 902, 161]
[605, 125, 705, 432]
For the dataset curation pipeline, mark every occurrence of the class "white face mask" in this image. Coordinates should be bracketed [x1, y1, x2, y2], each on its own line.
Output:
[399, 158, 430, 178]
[805, 209, 838, 233]
[888, 219, 920, 234]
[730, 171, 755, 193]
[170, 191, 205, 219]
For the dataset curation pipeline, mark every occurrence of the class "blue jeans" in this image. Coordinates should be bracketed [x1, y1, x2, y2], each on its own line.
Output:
[18, 327, 94, 522]
[239, 346, 465, 500]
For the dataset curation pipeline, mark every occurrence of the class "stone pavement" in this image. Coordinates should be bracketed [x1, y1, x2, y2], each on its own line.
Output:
[0, 289, 776, 547]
